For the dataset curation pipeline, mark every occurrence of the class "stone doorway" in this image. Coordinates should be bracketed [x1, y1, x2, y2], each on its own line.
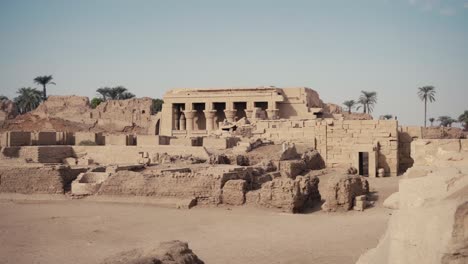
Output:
[358, 152, 369, 176]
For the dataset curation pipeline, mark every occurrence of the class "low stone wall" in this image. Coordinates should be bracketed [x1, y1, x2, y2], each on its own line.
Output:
[97, 170, 220, 203]
[0, 165, 86, 194]
[73, 145, 210, 164]
[203, 137, 240, 150]
[0, 146, 75, 163]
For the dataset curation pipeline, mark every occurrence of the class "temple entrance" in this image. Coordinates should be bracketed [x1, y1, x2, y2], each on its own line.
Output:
[213, 102, 226, 129]
[234, 102, 247, 121]
[193, 103, 206, 130]
[359, 152, 369, 176]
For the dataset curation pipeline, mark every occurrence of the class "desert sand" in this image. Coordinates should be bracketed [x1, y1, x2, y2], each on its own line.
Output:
[0, 176, 398, 264]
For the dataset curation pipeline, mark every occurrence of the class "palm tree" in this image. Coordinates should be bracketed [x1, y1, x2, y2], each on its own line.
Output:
[429, 117, 435, 126]
[417, 86, 436, 127]
[357, 91, 377, 114]
[458, 110, 468, 131]
[438, 116, 455, 127]
[14, 87, 43, 114]
[0, 95, 8, 101]
[343, 100, 356, 114]
[33, 75, 55, 100]
[383, 114, 393, 120]
[96, 86, 135, 100]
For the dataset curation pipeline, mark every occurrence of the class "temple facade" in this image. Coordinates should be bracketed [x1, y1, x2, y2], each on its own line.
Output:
[160, 87, 326, 136]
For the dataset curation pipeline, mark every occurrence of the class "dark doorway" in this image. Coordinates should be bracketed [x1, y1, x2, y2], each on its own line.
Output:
[155, 120, 160, 135]
[359, 152, 369, 176]
[213, 102, 226, 129]
[234, 102, 247, 121]
[193, 103, 206, 130]
[254, 101, 268, 110]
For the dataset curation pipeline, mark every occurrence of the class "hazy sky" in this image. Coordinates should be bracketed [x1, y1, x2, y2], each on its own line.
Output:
[0, 0, 467, 126]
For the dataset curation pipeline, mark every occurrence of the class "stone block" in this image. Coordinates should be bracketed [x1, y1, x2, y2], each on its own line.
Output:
[221, 180, 246, 205]
[279, 160, 306, 178]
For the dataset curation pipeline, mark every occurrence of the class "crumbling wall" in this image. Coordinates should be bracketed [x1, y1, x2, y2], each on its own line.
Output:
[0, 99, 18, 124]
[321, 174, 369, 212]
[0, 165, 85, 194]
[0, 146, 75, 163]
[1, 96, 157, 134]
[72, 145, 209, 164]
[246, 175, 320, 213]
[97, 169, 224, 204]
[258, 119, 398, 176]
[398, 126, 466, 174]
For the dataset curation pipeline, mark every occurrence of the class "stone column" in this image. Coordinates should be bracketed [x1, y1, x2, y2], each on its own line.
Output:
[203, 110, 217, 132]
[266, 109, 279, 120]
[179, 113, 186, 131]
[245, 101, 254, 120]
[183, 110, 196, 133]
[224, 109, 236, 122]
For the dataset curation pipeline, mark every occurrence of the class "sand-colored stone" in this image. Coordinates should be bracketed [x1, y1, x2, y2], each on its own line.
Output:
[321, 174, 369, 212]
[101, 240, 204, 264]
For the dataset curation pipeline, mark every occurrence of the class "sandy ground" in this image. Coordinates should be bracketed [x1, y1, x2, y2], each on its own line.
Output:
[0, 176, 398, 264]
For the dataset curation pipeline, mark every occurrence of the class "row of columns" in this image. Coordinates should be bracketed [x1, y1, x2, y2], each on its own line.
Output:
[176, 102, 279, 133]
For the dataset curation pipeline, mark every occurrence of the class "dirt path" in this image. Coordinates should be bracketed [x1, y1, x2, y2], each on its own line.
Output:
[0, 177, 398, 264]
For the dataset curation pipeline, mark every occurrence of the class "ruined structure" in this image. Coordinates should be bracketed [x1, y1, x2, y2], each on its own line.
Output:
[0, 96, 158, 134]
[0, 86, 466, 263]
[357, 139, 468, 264]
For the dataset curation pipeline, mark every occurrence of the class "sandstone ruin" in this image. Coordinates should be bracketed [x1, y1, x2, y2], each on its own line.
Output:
[0, 86, 466, 264]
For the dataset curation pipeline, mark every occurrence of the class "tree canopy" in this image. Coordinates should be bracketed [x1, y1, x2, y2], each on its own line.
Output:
[33, 75, 55, 100]
[458, 110, 468, 131]
[14, 87, 43, 114]
[152, 99, 164, 114]
[96, 86, 135, 100]
[357, 91, 377, 114]
[437, 116, 456, 127]
[343, 100, 356, 114]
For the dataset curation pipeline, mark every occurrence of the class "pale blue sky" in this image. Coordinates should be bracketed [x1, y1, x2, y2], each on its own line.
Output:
[0, 0, 467, 125]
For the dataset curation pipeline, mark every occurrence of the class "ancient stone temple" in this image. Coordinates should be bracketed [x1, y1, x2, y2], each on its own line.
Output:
[160, 87, 327, 136]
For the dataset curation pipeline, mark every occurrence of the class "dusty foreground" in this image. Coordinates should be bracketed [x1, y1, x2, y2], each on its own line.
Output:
[0, 177, 398, 264]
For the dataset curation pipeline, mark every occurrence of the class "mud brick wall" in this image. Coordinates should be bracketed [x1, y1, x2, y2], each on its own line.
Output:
[0, 166, 85, 194]
[35, 132, 57, 145]
[6, 131, 31, 146]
